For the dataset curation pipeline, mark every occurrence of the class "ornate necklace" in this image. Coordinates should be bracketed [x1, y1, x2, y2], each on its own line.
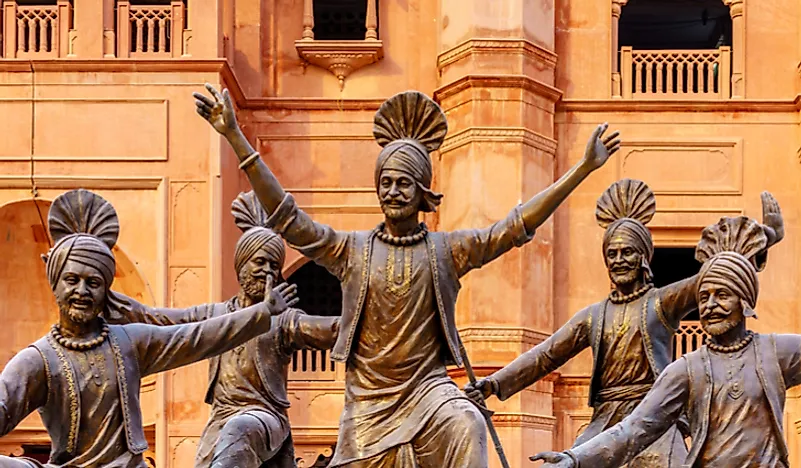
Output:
[609, 283, 653, 304]
[50, 319, 110, 351]
[706, 331, 754, 353]
[375, 222, 428, 246]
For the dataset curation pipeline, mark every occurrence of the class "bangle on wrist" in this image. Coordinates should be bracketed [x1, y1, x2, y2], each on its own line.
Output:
[239, 152, 260, 170]
[565, 450, 578, 468]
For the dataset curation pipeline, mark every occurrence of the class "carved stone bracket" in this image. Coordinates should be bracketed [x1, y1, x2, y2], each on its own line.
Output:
[295, 39, 384, 90]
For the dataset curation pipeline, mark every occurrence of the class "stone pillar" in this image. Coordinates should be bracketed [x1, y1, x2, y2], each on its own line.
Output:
[73, 0, 104, 57]
[724, 0, 745, 98]
[611, 0, 628, 98]
[435, 0, 559, 465]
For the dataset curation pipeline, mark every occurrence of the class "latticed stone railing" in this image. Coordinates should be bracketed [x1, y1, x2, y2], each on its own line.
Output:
[289, 347, 341, 381]
[620, 47, 731, 99]
[673, 320, 706, 359]
[2, 0, 72, 57]
[116, 0, 185, 57]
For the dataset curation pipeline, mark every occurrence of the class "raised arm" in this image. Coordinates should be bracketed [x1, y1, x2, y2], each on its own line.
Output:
[130, 281, 288, 376]
[0, 348, 48, 436]
[193, 84, 350, 278]
[465, 306, 593, 403]
[105, 291, 214, 326]
[449, 124, 620, 276]
[277, 310, 340, 353]
[532, 357, 690, 468]
[659, 191, 785, 327]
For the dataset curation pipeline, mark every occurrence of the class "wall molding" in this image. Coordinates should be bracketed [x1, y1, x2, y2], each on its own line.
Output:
[441, 127, 557, 155]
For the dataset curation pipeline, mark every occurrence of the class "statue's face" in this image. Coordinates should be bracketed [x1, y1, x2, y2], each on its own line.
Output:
[604, 241, 643, 287]
[238, 247, 281, 302]
[54, 260, 107, 324]
[698, 282, 744, 336]
[378, 168, 422, 221]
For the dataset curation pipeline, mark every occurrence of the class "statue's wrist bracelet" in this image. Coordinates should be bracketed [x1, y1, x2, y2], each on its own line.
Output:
[489, 377, 500, 396]
[239, 152, 260, 170]
[564, 450, 579, 468]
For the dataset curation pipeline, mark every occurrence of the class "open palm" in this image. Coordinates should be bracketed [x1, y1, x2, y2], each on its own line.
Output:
[582, 123, 621, 171]
[530, 451, 575, 468]
[193, 83, 239, 137]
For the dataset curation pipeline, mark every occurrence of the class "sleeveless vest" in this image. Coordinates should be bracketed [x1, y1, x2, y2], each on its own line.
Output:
[683, 333, 788, 467]
[587, 290, 676, 405]
[330, 230, 463, 365]
[30, 326, 148, 464]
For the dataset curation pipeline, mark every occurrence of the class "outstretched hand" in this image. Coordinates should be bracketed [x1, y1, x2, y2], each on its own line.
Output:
[264, 276, 292, 316]
[530, 451, 576, 468]
[760, 191, 784, 247]
[193, 83, 239, 137]
[581, 123, 621, 172]
[464, 378, 494, 405]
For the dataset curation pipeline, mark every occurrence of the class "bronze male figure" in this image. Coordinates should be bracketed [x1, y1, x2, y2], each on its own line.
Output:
[0, 189, 291, 468]
[193, 85, 620, 467]
[534, 209, 794, 468]
[465, 181, 783, 467]
[112, 191, 339, 468]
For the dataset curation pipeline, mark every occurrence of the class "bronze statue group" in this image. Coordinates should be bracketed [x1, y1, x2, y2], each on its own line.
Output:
[0, 87, 790, 468]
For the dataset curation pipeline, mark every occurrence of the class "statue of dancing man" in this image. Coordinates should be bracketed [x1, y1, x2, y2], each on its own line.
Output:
[193, 84, 620, 467]
[534, 207, 796, 468]
[0, 189, 293, 467]
[464, 181, 784, 466]
[112, 191, 339, 468]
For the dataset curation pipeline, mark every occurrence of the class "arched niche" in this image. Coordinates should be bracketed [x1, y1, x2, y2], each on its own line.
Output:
[0, 198, 158, 449]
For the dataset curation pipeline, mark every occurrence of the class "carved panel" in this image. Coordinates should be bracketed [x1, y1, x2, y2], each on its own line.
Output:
[170, 436, 199, 467]
[170, 267, 207, 307]
[257, 136, 375, 189]
[28, 99, 168, 161]
[170, 182, 208, 267]
[617, 139, 743, 195]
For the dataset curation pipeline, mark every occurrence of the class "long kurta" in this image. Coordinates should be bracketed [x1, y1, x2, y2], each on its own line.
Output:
[0, 303, 277, 467]
[264, 193, 535, 465]
[492, 279, 697, 465]
[570, 332, 801, 468]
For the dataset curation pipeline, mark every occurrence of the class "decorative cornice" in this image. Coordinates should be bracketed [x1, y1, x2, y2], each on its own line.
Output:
[434, 74, 563, 104]
[437, 38, 557, 71]
[458, 326, 552, 347]
[491, 413, 557, 430]
[558, 96, 801, 113]
[440, 127, 557, 155]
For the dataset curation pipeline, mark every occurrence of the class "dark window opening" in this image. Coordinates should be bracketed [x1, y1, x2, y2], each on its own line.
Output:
[287, 262, 342, 317]
[620, 0, 731, 50]
[650, 247, 702, 320]
[313, 0, 375, 40]
[13, 445, 50, 463]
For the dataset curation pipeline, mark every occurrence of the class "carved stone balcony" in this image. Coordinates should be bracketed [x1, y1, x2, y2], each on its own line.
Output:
[116, 0, 188, 58]
[294, 0, 383, 89]
[619, 47, 732, 100]
[2, 0, 74, 58]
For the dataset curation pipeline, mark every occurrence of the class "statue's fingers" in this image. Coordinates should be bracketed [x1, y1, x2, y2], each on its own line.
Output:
[193, 92, 215, 107]
[287, 297, 300, 307]
[530, 452, 561, 463]
[590, 122, 607, 141]
[606, 138, 621, 149]
[602, 130, 620, 144]
[222, 88, 234, 108]
[608, 142, 622, 155]
[205, 83, 223, 102]
[196, 107, 211, 120]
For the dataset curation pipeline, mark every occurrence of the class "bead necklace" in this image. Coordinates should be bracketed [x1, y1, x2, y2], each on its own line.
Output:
[609, 283, 653, 304]
[50, 319, 110, 351]
[706, 330, 754, 353]
[375, 222, 428, 246]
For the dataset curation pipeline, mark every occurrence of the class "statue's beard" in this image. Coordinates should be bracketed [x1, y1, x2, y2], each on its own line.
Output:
[240, 271, 266, 303]
[608, 264, 641, 287]
[380, 200, 418, 221]
[701, 307, 741, 336]
[59, 299, 101, 324]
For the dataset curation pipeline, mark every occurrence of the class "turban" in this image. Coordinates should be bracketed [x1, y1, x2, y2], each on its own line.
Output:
[602, 217, 654, 281]
[234, 227, 285, 279]
[46, 234, 116, 291]
[697, 251, 759, 316]
[374, 139, 443, 212]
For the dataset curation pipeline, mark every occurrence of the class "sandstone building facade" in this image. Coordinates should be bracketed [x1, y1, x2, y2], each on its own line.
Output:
[0, 0, 799, 466]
